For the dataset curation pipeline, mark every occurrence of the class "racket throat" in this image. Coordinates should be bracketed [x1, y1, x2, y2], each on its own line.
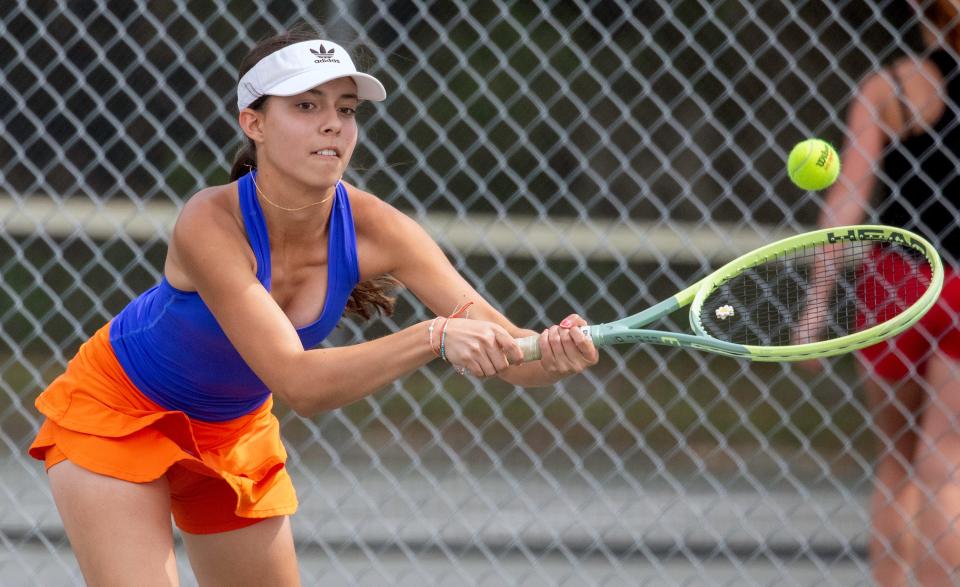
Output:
[594, 325, 751, 358]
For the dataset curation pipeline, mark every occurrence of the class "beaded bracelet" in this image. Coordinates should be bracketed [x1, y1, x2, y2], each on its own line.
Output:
[440, 320, 449, 362]
[435, 318, 448, 358]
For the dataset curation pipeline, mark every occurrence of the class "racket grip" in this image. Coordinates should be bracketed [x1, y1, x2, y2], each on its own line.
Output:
[515, 326, 592, 363]
[516, 335, 542, 362]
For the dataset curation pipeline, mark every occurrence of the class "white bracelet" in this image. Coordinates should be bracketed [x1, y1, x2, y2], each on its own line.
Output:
[428, 317, 441, 356]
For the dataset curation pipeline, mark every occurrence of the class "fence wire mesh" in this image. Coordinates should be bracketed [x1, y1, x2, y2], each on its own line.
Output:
[0, 0, 953, 585]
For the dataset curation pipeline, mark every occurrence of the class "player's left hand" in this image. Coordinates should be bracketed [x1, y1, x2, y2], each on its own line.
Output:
[538, 314, 599, 377]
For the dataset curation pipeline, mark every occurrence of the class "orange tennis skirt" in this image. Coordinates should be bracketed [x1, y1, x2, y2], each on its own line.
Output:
[28, 323, 298, 534]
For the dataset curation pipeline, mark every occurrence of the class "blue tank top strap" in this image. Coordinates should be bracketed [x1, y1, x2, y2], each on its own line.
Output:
[238, 171, 271, 286]
[333, 180, 360, 285]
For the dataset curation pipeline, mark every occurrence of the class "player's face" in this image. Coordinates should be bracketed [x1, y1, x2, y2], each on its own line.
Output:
[258, 77, 360, 189]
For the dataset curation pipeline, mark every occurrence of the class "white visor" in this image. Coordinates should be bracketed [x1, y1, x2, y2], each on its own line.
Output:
[237, 40, 386, 110]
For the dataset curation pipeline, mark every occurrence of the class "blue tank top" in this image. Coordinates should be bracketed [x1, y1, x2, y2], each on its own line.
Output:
[109, 171, 360, 421]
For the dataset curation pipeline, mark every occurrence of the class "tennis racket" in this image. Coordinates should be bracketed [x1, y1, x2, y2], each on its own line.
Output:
[517, 225, 943, 362]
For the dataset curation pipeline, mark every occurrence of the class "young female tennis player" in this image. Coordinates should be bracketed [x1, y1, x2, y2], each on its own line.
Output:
[29, 28, 598, 585]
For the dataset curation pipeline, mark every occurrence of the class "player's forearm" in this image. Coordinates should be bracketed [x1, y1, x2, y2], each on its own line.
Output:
[279, 321, 434, 416]
[499, 361, 563, 387]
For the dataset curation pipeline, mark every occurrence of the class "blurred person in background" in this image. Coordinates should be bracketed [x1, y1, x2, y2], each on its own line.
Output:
[815, 1, 960, 584]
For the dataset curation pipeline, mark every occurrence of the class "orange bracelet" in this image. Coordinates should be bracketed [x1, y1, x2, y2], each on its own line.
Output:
[449, 301, 474, 319]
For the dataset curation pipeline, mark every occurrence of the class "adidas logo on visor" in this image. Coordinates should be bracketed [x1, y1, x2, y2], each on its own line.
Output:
[310, 45, 339, 64]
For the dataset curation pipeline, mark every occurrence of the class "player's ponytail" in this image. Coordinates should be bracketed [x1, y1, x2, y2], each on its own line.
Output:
[228, 139, 258, 182]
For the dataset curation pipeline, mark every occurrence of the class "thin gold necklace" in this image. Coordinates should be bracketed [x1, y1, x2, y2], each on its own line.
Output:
[252, 175, 333, 212]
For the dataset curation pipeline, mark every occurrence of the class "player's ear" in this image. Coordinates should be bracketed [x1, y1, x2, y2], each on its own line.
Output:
[238, 107, 266, 143]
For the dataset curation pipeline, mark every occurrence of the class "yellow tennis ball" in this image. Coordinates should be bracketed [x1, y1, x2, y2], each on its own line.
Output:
[787, 139, 840, 191]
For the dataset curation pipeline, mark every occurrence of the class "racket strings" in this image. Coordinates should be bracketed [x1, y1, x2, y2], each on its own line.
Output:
[699, 240, 932, 346]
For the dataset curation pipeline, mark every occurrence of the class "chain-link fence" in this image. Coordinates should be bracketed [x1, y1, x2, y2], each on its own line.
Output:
[0, 0, 951, 585]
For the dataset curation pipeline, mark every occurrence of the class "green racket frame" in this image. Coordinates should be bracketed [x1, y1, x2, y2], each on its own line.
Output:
[517, 225, 944, 362]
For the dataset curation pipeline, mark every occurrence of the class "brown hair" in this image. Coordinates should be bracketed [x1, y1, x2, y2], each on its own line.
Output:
[230, 25, 399, 321]
[924, 0, 960, 53]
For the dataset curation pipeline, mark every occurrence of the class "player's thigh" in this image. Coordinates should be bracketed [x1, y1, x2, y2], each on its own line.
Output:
[47, 459, 178, 586]
[181, 515, 299, 587]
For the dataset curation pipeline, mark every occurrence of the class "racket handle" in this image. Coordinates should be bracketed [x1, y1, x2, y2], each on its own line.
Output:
[515, 326, 593, 363]
[516, 335, 542, 362]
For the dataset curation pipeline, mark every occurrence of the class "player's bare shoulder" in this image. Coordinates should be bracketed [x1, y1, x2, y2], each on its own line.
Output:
[343, 182, 421, 243]
[167, 182, 253, 289]
[172, 183, 248, 246]
[342, 182, 431, 276]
